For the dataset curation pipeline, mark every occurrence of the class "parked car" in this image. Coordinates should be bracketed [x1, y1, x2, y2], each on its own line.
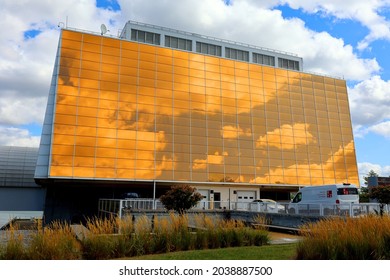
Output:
[250, 199, 284, 213]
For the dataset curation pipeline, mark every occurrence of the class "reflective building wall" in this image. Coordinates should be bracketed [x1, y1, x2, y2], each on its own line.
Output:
[42, 29, 359, 187]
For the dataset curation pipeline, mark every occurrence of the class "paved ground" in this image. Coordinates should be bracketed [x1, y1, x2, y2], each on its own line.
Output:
[268, 231, 302, 244]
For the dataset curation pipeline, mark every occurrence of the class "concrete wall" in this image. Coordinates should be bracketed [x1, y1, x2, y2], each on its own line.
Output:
[229, 211, 323, 229]
[125, 210, 324, 229]
[0, 187, 46, 211]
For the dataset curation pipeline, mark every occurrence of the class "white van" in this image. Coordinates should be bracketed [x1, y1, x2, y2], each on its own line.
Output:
[288, 183, 359, 215]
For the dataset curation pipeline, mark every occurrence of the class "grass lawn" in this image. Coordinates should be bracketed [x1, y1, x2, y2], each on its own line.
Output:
[121, 244, 298, 260]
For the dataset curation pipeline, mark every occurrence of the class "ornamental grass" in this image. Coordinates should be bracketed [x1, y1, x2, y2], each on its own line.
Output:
[0, 213, 269, 260]
[296, 214, 390, 260]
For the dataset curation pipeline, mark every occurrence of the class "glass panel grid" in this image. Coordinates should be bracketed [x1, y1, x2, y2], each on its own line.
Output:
[48, 29, 359, 186]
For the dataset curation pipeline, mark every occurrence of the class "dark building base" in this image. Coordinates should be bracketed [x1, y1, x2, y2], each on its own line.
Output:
[41, 180, 169, 224]
[40, 179, 294, 224]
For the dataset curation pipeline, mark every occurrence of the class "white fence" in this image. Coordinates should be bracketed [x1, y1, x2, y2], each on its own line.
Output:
[98, 199, 389, 218]
[280, 202, 388, 217]
[98, 199, 164, 218]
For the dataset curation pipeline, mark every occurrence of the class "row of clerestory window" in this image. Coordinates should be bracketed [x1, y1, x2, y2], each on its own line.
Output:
[130, 28, 299, 70]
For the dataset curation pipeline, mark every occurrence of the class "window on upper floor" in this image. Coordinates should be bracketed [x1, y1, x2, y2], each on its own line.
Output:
[131, 29, 161, 45]
[196, 42, 222, 56]
[225, 47, 249, 62]
[165, 35, 192, 51]
[253, 53, 275, 66]
[278, 58, 300, 71]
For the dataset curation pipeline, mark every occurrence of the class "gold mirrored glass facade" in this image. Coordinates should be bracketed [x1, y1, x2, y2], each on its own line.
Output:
[48, 29, 359, 186]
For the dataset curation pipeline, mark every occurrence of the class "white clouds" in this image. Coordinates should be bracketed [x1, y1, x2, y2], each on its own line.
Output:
[349, 76, 390, 130]
[0, 126, 40, 147]
[0, 96, 47, 126]
[119, 0, 380, 80]
[349, 77, 390, 125]
[295, 31, 380, 80]
[0, 0, 122, 125]
[279, 0, 390, 50]
[358, 162, 390, 185]
[369, 121, 390, 138]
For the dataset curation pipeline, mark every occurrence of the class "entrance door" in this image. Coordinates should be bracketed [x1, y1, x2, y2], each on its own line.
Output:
[214, 192, 221, 209]
[197, 189, 209, 209]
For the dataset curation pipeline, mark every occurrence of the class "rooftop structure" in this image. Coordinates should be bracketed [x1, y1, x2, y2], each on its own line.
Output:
[120, 21, 303, 71]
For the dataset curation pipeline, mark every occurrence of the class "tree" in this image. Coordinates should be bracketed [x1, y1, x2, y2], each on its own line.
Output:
[369, 185, 390, 216]
[159, 185, 203, 214]
[362, 170, 379, 203]
[363, 169, 378, 186]
[359, 186, 370, 203]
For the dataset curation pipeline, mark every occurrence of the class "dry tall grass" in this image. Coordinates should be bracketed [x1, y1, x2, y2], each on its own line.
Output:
[192, 213, 268, 249]
[85, 216, 118, 235]
[296, 215, 390, 259]
[0, 225, 26, 260]
[0, 222, 81, 260]
[28, 221, 81, 260]
[252, 214, 269, 230]
[0, 214, 269, 260]
[73, 213, 268, 259]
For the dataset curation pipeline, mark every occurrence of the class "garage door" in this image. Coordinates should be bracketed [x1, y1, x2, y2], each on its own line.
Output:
[236, 191, 256, 210]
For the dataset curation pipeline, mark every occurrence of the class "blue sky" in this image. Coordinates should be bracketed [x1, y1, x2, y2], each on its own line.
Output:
[0, 0, 389, 184]
[96, 0, 121, 11]
[279, 5, 390, 82]
[280, 6, 369, 41]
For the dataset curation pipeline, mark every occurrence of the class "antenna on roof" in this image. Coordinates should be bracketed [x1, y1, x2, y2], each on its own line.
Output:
[101, 24, 108, 35]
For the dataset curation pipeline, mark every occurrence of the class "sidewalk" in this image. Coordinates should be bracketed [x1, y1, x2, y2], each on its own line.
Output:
[268, 231, 302, 245]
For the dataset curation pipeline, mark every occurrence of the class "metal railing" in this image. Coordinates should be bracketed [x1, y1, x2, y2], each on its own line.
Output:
[194, 201, 389, 217]
[98, 198, 389, 218]
[98, 199, 121, 217]
[98, 199, 165, 218]
[278, 202, 388, 217]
